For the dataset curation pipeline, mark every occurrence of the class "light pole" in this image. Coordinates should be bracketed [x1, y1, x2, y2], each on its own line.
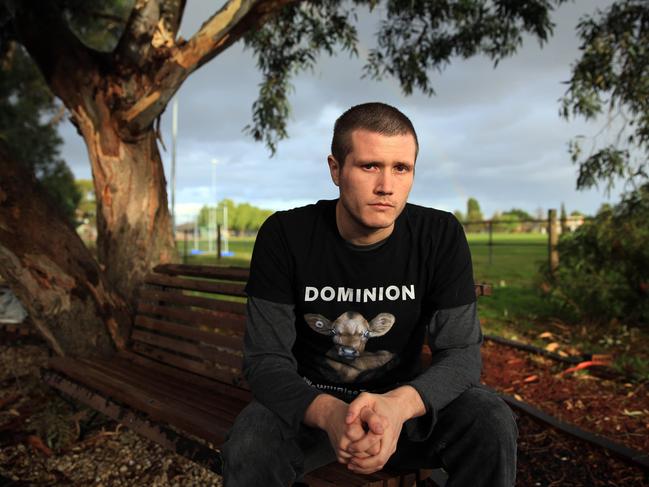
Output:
[211, 158, 218, 255]
[171, 97, 178, 235]
[223, 203, 229, 255]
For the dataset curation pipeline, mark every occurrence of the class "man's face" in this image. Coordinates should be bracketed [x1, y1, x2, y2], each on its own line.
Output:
[328, 129, 416, 243]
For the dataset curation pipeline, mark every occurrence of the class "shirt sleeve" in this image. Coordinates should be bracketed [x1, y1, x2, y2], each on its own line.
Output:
[243, 296, 323, 436]
[245, 213, 295, 304]
[404, 301, 483, 441]
[427, 214, 477, 309]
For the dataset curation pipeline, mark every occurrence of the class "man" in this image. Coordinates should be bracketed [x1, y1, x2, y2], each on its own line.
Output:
[222, 102, 517, 486]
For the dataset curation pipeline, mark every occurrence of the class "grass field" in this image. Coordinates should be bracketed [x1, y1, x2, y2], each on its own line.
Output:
[179, 233, 548, 283]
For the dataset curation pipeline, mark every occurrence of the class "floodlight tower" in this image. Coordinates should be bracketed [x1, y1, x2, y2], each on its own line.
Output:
[211, 158, 219, 254]
[171, 97, 178, 235]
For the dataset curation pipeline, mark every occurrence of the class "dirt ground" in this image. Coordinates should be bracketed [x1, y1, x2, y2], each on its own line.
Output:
[481, 340, 649, 454]
[0, 338, 648, 486]
[481, 339, 649, 486]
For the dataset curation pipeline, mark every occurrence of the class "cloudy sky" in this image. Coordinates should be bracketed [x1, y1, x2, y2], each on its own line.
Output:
[59, 0, 623, 223]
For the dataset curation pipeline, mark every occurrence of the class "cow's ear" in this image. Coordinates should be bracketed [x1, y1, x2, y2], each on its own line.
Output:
[368, 313, 395, 337]
[304, 314, 333, 335]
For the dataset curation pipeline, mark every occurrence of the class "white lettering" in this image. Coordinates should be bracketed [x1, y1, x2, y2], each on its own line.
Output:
[363, 288, 376, 303]
[386, 285, 400, 301]
[305, 286, 318, 301]
[402, 284, 415, 300]
[302, 284, 416, 303]
[338, 287, 353, 302]
[321, 286, 335, 301]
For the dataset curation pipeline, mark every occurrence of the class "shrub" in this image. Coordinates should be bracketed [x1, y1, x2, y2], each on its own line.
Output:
[544, 184, 649, 327]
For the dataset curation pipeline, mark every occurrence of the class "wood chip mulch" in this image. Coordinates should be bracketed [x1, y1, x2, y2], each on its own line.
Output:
[482, 339, 649, 486]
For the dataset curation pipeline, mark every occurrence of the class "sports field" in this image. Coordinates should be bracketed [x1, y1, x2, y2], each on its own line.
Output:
[179, 232, 548, 316]
[179, 233, 548, 285]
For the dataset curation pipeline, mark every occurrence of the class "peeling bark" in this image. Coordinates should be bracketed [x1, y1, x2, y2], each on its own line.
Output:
[0, 145, 129, 357]
[71, 95, 178, 302]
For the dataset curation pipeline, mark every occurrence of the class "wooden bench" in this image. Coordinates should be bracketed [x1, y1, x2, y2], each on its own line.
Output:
[43, 263, 491, 486]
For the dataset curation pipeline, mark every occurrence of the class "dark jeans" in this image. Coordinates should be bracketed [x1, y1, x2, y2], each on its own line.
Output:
[221, 386, 517, 487]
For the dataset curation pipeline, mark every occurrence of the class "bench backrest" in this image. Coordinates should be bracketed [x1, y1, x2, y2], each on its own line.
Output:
[132, 263, 492, 390]
[132, 264, 249, 389]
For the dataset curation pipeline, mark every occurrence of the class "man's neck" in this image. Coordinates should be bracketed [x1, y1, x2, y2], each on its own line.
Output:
[335, 202, 395, 246]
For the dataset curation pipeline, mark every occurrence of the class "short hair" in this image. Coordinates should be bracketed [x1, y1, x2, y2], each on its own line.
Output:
[331, 102, 419, 165]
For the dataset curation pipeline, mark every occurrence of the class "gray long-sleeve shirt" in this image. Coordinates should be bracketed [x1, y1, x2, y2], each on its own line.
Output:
[243, 295, 482, 439]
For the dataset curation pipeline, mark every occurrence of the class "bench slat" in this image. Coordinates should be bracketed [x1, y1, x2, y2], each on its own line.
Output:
[118, 351, 251, 402]
[138, 288, 247, 316]
[144, 273, 246, 297]
[43, 369, 225, 472]
[300, 476, 337, 487]
[132, 342, 246, 387]
[78, 357, 247, 423]
[133, 315, 244, 350]
[49, 357, 232, 444]
[136, 302, 245, 335]
[154, 264, 250, 281]
[365, 469, 403, 487]
[131, 329, 243, 369]
[474, 283, 492, 297]
[306, 463, 374, 486]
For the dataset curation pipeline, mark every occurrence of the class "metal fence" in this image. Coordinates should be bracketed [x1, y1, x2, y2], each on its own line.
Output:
[460, 210, 593, 281]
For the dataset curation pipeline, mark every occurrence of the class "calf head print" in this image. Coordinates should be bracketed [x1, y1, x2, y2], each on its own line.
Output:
[304, 311, 397, 382]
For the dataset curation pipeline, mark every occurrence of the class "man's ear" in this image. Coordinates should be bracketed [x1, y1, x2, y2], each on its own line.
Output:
[304, 314, 333, 335]
[327, 155, 340, 187]
[368, 313, 396, 337]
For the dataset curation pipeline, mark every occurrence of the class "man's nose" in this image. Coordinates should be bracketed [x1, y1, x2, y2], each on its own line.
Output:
[375, 170, 394, 195]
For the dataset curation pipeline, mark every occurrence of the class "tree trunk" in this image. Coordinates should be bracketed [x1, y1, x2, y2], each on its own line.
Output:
[6, 0, 278, 356]
[71, 97, 178, 303]
[0, 144, 130, 357]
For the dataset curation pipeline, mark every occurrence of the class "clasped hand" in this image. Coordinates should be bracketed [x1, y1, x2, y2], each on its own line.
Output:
[328, 392, 405, 475]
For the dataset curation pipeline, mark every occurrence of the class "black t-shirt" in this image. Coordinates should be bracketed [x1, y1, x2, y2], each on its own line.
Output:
[245, 199, 476, 396]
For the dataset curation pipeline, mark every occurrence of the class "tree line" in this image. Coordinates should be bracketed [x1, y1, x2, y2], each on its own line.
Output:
[453, 198, 586, 233]
[196, 200, 272, 236]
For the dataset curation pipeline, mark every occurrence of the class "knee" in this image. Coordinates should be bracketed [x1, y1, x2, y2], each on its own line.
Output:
[222, 402, 301, 486]
[465, 388, 518, 452]
[223, 402, 285, 461]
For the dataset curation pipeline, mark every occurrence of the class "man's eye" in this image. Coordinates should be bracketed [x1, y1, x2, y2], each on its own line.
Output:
[363, 163, 377, 170]
[395, 164, 410, 173]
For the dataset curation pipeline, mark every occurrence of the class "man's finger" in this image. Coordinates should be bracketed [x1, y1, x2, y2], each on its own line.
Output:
[337, 454, 350, 465]
[347, 431, 382, 455]
[348, 455, 385, 474]
[359, 406, 385, 435]
[344, 417, 367, 442]
[350, 450, 372, 459]
[348, 454, 382, 470]
[367, 441, 381, 456]
[346, 394, 374, 424]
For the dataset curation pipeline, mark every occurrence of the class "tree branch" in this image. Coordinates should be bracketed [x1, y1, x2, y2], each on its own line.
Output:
[12, 0, 99, 116]
[160, 0, 186, 39]
[115, 0, 165, 68]
[118, 0, 297, 136]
